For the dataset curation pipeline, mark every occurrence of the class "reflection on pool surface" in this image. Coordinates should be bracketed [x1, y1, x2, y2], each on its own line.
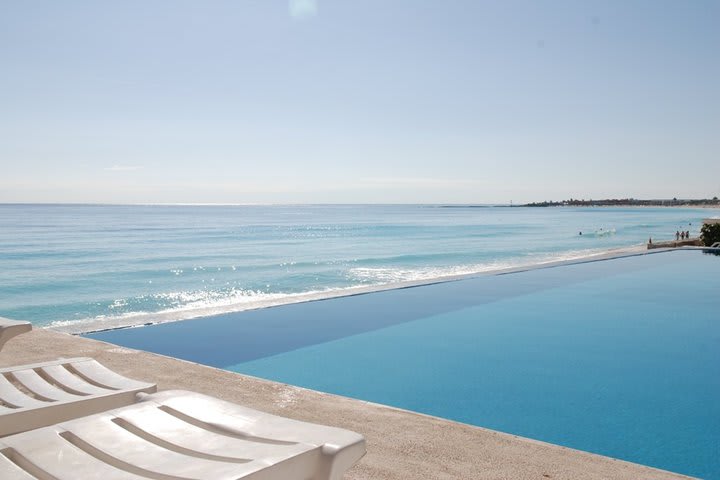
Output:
[88, 249, 720, 478]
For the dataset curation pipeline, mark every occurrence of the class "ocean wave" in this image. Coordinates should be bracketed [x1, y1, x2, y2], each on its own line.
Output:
[48, 244, 646, 335]
[48, 288, 339, 334]
[346, 245, 642, 284]
[594, 228, 616, 237]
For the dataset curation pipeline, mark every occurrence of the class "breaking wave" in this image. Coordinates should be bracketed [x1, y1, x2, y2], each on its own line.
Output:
[49, 244, 645, 335]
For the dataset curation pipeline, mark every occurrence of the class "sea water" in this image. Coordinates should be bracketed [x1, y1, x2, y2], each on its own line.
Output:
[0, 204, 715, 332]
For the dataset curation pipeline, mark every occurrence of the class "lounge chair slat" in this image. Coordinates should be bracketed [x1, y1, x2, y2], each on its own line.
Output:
[1, 428, 152, 480]
[143, 391, 366, 480]
[0, 390, 366, 480]
[151, 391, 364, 447]
[0, 360, 156, 437]
[0, 358, 96, 374]
[65, 414, 272, 479]
[0, 376, 47, 409]
[11, 369, 82, 402]
[117, 403, 316, 462]
[69, 360, 153, 391]
[40, 364, 112, 396]
[0, 451, 39, 480]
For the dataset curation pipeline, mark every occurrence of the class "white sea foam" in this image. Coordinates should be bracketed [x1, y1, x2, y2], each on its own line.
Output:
[49, 288, 338, 334]
[48, 244, 647, 335]
[346, 245, 644, 284]
[592, 228, 617, 237]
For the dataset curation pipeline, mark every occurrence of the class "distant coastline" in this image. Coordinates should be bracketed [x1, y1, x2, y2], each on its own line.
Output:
[523, 198, 720, 208]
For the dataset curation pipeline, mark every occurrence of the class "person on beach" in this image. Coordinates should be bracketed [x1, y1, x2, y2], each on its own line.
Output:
[676, 231, 680, 240]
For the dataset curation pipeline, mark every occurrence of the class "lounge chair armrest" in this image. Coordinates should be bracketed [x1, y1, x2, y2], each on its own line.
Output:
[0, 317, 32, 353]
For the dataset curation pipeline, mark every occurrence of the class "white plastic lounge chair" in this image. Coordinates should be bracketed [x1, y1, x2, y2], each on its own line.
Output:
[0, 357, 156, 437]
[0, 389, 366, 480]
[0, 318, 31, 353]
[712, 241, 720, 248]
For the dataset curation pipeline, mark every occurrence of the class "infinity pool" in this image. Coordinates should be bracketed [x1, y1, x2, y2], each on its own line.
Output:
[88, 249, 720, 478]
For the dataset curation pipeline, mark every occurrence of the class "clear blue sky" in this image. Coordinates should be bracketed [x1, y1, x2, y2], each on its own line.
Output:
[1, 0, 718, 204]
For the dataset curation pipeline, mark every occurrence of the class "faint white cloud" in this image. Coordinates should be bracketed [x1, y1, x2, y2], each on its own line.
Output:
[105, 165, 143, 172]
[289, 0, 318, 20]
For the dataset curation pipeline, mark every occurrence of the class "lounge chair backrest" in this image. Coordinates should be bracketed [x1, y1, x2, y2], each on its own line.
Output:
[0, 358, 156, 437]
[0, 389, 366, 480]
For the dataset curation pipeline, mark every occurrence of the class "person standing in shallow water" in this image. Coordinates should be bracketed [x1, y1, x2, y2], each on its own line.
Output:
[676, 231, 680, 240]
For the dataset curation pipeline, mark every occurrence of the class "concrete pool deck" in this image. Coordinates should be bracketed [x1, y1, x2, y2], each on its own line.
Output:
[1, 329, 693, 480]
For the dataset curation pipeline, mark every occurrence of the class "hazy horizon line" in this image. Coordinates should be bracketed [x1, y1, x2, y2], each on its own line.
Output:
[1, 199, 718, 208]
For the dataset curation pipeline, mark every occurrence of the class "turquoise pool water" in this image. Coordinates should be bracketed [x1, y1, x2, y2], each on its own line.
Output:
[88, 249, 720, 478]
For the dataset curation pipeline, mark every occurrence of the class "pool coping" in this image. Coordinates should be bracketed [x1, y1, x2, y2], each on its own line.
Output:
[1, 328, 696, 480]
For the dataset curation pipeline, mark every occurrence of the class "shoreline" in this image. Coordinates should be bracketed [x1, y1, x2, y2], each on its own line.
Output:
[49, 243, 655, 335]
